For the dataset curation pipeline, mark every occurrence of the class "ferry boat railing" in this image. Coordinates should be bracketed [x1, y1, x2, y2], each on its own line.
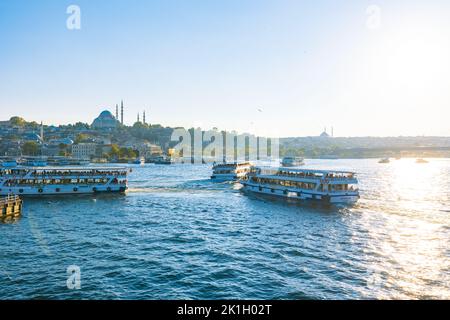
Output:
[255, 172, 356, 182]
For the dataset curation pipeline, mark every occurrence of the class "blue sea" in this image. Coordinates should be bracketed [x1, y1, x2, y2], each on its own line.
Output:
[1, 159, 449, 299]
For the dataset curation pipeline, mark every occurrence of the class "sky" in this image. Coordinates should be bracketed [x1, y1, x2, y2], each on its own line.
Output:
[0, 0, 450, 137]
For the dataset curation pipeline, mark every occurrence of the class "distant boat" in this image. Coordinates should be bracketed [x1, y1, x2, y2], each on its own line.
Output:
[378, 158, 390, 164]
[416, 158, 429, 164]
[281, 156, 305, 167]
[211, 162, 252, 181]
[151, 155, 174, 165]
[131, 157, 145, 165]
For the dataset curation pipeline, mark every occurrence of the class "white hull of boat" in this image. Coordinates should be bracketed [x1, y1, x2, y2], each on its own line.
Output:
[241, 182, 359, 204]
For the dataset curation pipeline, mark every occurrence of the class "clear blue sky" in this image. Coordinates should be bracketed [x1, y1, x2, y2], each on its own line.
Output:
[1, 0, 449, 137]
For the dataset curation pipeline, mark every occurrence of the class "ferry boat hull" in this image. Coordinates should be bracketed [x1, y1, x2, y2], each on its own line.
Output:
[241, 182, 359, 204]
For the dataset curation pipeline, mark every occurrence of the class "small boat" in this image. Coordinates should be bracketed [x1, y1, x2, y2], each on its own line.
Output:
[241, 167, 359, 204]
[131, 157, 145, 165]
[211, 162, 252, 181]
[416, 158, 429, 164]
[378, 158, 390, 164]
[152, 155, 174, 165]
[281, 156, 305, 167]
[0, 166, 129, 196]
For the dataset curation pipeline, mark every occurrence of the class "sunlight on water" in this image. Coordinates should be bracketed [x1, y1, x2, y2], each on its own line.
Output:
[357, 159, 450, 299]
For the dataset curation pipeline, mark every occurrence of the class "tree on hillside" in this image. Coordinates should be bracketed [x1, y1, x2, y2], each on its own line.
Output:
[58, 143, 70, 156]
[22, 141, 39, 156]
[75, 133, 90, 143]
[109, 144, 121, 159]
[10, 116, 26, 127]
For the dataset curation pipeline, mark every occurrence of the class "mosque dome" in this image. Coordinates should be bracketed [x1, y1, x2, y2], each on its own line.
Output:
[99, 111, 114, 118]
[92, 110, 119, 129]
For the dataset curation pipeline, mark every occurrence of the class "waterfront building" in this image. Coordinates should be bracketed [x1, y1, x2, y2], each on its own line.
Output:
[0, 120, 10, 128]
[71, 143, 97, 159]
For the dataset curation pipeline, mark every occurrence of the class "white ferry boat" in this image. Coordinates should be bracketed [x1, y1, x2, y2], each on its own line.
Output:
[281, 156, 304, 167]
[241, 167, 359, 204]
[0, 167, 129, 196]
[211, 162, 252, 181]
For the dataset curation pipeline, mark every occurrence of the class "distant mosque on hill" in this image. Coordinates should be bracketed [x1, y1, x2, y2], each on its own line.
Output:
[319, 127, 333, 138]
[91, 100, 148, 129]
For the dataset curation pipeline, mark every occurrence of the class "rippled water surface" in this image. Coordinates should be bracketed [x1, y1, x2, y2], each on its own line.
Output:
[1, 159, 449, 299]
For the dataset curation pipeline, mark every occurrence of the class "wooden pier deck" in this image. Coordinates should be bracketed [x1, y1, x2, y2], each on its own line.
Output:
[0, 195, 23, 218]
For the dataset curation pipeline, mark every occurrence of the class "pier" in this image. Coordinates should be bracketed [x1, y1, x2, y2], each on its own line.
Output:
[0, 195, 23, 218]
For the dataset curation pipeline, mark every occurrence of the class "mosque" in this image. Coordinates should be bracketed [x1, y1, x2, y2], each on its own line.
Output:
[91, 101, 148, 129]
[91, 110, 119, 129]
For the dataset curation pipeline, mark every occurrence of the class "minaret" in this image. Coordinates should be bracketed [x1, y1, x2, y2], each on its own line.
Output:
[121, 100, 124, 125]
[143, 110, 146, 124]
[115, 104, 119, 120]
[137, 112, 140, 123]
[40, 121, 44, 142]
[331, 126, 334, 137]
